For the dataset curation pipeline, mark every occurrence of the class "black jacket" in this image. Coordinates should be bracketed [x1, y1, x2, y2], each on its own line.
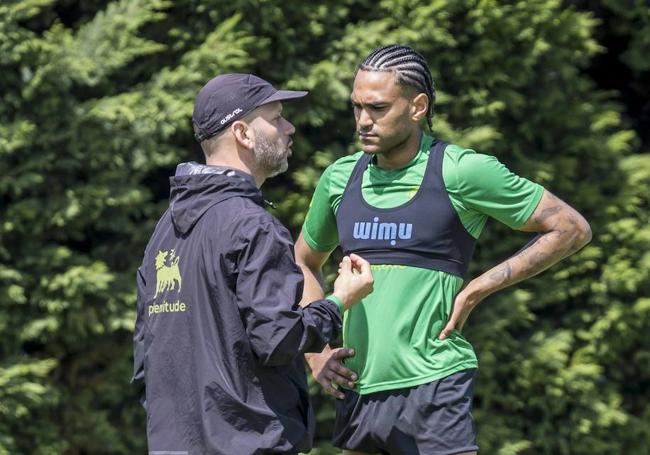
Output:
[133, 162, 342, 454]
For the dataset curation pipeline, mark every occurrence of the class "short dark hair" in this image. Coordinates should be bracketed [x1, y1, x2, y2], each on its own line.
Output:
[357, 44, 435, 130]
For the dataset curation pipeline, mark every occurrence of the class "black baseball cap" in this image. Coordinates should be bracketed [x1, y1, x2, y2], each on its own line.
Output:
[192, 73, 308, 142]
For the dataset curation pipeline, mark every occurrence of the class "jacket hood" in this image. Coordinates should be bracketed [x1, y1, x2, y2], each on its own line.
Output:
[169, 162, 264, 234]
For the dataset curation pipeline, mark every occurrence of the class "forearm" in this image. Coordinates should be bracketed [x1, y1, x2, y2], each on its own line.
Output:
[297, 262, 326, 307]
[296, 262, 330, 364]
[468, 220, 591, 300]
[251, 299, 343, 366]
[439, 190, 591, 339]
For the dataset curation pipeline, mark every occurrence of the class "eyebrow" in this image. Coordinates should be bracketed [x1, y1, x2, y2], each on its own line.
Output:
[350, 96, 389, 107]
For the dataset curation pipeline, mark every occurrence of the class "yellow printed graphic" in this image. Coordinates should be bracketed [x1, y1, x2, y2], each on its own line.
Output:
[154, 249, 182, 298]
[371, 264, 406, 270]
[149, 300, 186, 315]
[407, 186, 419, 200]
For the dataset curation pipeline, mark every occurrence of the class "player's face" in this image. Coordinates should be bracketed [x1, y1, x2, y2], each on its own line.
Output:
[249, 101, 295, 177]
[351, 70, 419, 156]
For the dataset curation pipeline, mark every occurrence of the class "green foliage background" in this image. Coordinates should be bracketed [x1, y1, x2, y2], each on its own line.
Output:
[0, 0, 648, 453]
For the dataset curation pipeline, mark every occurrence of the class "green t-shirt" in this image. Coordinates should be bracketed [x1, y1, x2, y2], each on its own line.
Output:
[302, 135, 544, 394]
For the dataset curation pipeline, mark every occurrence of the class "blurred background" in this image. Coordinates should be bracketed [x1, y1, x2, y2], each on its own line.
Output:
[1, 0, 648, 453]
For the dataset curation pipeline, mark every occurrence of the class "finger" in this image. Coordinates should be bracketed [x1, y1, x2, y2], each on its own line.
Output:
[330, 351, 356, 378]
[439, 311, 459, 340]
[329, 363, 357, 382]
[349, 253, 365, 269]
[351, 255, 372, 277]
[438, 321, 455, 340]
[334, 370, 357, 385]
[328, 371, 357, 388]
[322, 380, 345, 399]
[332, 348, 355, 359]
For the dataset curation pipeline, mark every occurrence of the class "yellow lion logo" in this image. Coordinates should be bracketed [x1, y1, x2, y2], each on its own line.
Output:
[154, 249, 182, 298]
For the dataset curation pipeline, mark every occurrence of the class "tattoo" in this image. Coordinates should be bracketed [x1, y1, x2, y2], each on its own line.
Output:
[534, 205, 562, 224]
[489, 262, 512, 283]
[546, 192, 561, 203]
[527, 250, 551, 267]
[478, 190, 590, 295]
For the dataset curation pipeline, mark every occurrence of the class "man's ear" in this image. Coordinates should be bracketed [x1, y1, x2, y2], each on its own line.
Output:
[232, 120, 254, 149]
[410, 93, 429, 123]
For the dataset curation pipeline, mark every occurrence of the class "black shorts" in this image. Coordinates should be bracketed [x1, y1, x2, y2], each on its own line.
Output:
[332, 369, 478, 455]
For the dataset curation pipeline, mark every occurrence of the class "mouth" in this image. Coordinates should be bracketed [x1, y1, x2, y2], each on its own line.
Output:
[359, 133, 377, 142]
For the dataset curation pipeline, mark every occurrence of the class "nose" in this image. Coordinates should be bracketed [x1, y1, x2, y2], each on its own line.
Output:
[357, 108, 372, 130]
[282, 118, 295, 136]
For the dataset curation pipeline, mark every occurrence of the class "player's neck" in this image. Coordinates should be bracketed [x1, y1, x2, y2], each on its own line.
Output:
[375, 131, 422, 170]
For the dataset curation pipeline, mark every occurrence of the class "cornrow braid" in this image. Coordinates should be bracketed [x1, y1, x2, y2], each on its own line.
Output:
[357, 44, 436, 130]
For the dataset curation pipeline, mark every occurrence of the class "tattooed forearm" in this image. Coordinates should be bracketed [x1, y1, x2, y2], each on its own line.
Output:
[519, 230, 576, 273]
[477, 233, 571, 297]
[464, 190, 592, 301]
[527, 250, 551, 267]
[488, 262, 512, 283]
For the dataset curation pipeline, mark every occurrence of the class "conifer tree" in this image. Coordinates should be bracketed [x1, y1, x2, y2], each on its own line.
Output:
[0, 1, 647, 453]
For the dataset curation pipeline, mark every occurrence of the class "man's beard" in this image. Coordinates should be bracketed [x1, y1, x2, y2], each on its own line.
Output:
[252, 127, 289, 178]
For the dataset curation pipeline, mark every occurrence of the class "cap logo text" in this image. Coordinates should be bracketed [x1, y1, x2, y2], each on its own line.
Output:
[220, 108, 243, 125]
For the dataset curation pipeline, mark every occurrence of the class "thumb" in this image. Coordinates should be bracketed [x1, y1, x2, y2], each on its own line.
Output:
[339, 256, 352, 273]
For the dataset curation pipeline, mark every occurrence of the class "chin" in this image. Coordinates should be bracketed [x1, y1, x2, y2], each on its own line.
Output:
[361, 144, 382, 155]
[270, 161, 289, 177]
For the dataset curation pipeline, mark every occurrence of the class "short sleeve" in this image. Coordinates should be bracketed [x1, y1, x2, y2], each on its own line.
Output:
[454, 152, 544, 229]
[301, 165, 340, 252]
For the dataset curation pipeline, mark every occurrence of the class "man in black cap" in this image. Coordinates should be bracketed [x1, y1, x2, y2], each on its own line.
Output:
[132, 73, 374, 455]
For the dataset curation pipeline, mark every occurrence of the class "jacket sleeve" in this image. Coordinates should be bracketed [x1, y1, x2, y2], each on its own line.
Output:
[234, 217, 342, 367]
[132, 265, 147, 409]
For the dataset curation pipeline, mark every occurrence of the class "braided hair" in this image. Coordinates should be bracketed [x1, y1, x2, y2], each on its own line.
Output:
[357, 44, 435, 130]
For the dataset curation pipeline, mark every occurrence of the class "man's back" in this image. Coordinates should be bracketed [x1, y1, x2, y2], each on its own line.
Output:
[134, 164, 338, 454]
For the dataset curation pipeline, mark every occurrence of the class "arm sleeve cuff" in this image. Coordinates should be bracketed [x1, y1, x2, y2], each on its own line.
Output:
[325, 294, 344, 314]
[301, 225, 337, 252]
[512, 183, 545, 229]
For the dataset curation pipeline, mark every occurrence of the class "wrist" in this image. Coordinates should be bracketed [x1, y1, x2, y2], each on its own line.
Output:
[327, 293, 346, 312]
[462, 278, 491, 302]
